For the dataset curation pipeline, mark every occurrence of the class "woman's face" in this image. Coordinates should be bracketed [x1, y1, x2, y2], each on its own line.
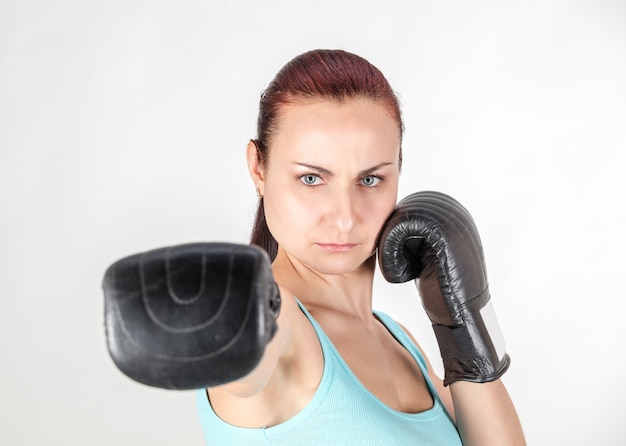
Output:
[251, 98, 401, 275]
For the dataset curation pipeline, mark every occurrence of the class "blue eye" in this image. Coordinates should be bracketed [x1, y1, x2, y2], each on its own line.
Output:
[301, 174, 321, 186]
[361, 175, 381, 187]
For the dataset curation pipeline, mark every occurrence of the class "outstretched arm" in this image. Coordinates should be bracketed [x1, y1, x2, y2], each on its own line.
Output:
[102, 242, 323, 428]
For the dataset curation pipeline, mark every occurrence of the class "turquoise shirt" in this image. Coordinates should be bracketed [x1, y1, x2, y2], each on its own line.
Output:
[196, 302, 462, 445]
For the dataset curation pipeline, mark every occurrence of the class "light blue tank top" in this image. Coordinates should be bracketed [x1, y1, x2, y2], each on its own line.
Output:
[196, 301, 462, 445]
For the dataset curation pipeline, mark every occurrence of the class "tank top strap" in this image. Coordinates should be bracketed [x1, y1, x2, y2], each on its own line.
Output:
[372, 310, 428, 369]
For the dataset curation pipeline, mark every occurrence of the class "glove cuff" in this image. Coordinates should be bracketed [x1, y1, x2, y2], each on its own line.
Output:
[442, 354, 511, 386]
[433, 321, 511, 386]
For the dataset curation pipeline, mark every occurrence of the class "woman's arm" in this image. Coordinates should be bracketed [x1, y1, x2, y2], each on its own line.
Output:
[207, 288, 323, 427]
[209, 286, 295, 398]
[450, 379, 525, 446]
[379, 191, 526, 444]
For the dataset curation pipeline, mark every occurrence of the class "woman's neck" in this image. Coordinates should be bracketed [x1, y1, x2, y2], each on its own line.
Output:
[271, 248, 377, 322]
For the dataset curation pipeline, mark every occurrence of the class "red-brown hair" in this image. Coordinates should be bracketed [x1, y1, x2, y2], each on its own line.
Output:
[250, 49, 403, 260]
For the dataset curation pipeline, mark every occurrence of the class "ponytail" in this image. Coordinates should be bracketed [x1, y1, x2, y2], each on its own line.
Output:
[250, 198, 278, 262]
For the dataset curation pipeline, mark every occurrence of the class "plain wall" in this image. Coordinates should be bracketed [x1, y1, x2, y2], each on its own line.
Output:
[1, 0, 625, 444]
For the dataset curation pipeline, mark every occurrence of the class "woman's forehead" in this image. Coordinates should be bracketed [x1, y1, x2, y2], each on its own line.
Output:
[264, 100, 400, 170]
[273, 99, 400, 143]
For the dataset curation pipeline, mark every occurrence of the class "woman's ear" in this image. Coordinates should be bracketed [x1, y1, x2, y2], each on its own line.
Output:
[246, 140, 265, 197]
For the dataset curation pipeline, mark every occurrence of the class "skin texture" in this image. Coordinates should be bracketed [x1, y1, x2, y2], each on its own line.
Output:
[207, 98, 526, 445]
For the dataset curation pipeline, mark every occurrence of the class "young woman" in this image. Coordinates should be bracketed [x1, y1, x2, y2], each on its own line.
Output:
[196, 49, 526, 445]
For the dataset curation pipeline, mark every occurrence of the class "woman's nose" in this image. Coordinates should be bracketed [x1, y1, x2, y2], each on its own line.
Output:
[326, 188, 356, 232]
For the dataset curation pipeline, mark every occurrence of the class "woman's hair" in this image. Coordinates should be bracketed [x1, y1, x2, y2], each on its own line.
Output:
[249, 49, 404, 261]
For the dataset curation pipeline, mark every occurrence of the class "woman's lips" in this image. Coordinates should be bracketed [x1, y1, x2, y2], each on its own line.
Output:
[316, 243, 357, 252]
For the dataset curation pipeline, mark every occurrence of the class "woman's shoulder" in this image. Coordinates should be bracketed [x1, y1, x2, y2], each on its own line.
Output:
[274, 285, 324, 363]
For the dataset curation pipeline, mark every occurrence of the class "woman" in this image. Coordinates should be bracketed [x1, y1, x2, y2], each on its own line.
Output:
[197, 49, 525, 445]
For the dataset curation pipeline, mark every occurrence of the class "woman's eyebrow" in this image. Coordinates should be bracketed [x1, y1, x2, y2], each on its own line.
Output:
[295, 162, 393, 177]
[295, 163, 333, 176]
[359, 162, 393, 176]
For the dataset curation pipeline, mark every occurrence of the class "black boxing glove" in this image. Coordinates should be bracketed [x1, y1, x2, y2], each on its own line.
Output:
[102, 242, 281, 390]
[378, 191, 510, 386]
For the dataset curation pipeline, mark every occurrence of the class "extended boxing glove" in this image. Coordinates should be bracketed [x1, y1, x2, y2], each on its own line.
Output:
[378, 191, 510, 386]
[102, 242, 281, 390]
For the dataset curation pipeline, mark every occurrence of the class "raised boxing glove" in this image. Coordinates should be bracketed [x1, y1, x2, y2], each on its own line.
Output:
[102, 242, 281, 390]
[378, 191, 510, 385]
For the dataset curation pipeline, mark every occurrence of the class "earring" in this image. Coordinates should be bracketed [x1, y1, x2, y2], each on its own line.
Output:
[256, 187, 264, 199]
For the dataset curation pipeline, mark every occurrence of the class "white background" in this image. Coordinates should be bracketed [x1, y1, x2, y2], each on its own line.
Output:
[1, 0, 625, 444]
